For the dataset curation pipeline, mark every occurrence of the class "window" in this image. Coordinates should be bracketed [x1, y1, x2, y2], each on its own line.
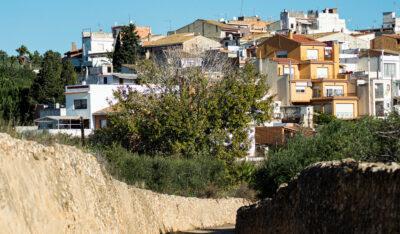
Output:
[296, 87, 306, 93]
[119, 78, 124, 84]
[375, 83, 384, 99]
[107, 66, 112, 73]
[100, 119, 107, 128]
[325, 86, 344, 97]
[291, 23, 294, 29]
[276, 50, 288, 58]
[324, 47, 332, 59]
[283, 66, 294, 75]
[317, 67, 328, 79]
[384, 63, 396, 78]
[306, 49, 319, 60]
[313, 86, 321, 98]
[375, 101, 385, 117]
[103, 77, 108, 84]
[74, 99, 87, 110]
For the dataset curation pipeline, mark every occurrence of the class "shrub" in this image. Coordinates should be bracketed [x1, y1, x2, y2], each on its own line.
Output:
[101, 144, 230, 197]
[252, 116, 399, 199]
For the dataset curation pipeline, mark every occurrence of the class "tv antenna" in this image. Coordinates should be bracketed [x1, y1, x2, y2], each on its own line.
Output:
[240, 0, 244, 16]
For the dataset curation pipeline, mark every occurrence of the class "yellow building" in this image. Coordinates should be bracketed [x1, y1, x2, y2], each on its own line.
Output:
[257, 32, 358, 119]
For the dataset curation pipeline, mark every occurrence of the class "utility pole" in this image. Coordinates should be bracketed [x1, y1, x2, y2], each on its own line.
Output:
[80, 116, 85, 147]
[368, 51, 371, 115]
[240, 0, 244, 16]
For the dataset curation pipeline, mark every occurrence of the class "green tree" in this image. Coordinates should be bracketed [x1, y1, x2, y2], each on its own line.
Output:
[30, 51, 42, 69]
[112, 24, 141, 71]
[0, 62, 36, 122]
[61, 60, 78, 86]
[96, 61, 273, 161]
[31, 51, 63, 105]
[0, 50, 7, 65]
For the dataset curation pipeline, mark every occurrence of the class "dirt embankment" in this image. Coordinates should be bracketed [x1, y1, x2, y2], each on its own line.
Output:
[0, 133, 248, 234]
[236, 159, 400, 234]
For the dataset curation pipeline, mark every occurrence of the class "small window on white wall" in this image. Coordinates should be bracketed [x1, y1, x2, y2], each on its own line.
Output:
[317, 67, 328, 79]
[306, 49, 319, 60]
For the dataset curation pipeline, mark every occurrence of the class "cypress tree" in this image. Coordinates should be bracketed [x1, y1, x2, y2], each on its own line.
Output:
[112, 24, 141, 71]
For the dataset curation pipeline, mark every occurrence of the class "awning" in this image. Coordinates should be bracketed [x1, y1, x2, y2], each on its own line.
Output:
[34, 116, 84, 123]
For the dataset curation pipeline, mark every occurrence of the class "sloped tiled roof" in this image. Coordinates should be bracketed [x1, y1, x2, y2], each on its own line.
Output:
[143, 33, 196, 47]
[288, 34, 327, 46]
[202, 20, 239, 30]
[241, 33, 272, 43]
[381, 34, 400, 39]
[135, 26, 152, 39]
[304, 32, 339, 39]
[271, 58, 300, 64]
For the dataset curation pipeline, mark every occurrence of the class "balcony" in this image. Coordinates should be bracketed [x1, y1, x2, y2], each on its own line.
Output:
[337, 74, 350, 80]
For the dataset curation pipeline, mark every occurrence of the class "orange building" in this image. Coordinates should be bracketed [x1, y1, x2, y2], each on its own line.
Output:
[256, 32, 358, 119]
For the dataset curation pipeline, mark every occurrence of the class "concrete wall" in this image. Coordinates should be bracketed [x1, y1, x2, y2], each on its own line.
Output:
[175, 20, 223, 40]
[183, 36, 221, 53]
[316, 33, 370, 49]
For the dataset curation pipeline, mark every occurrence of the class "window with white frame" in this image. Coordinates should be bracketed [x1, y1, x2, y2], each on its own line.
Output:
[384, 63, 396, 78]
[325, 86, 344, 97]
[375, 83, 384, 99]
[317, 67, 328, 79]
[306, 49, 319, 60]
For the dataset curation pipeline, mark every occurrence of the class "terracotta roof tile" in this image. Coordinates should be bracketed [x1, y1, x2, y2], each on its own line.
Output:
[382, 34, 400, 39]
[271, 58, 300, 64]
[143, 33, 196, 47]
[288, 34, 326, 46]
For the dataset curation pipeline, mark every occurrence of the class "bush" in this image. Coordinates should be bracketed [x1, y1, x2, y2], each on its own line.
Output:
[101, 144, 231, 197]
[252, 115, 400, 199]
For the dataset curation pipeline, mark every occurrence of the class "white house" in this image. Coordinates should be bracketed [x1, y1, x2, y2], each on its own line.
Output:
[307, 32, 370, 50]
[82, 31, 114, 68]
[383, 12, 400, 33]
[35, 83, 152, 135]
[280, 8, 349, 34]
[353, 50, 400, 117]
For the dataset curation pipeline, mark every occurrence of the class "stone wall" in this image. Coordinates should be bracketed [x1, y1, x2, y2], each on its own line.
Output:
[236, 159, 400, 234]
[0, 134, 249, 234]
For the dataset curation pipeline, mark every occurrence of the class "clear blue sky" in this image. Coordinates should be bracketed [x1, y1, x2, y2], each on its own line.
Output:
[1, 0, 398, 55]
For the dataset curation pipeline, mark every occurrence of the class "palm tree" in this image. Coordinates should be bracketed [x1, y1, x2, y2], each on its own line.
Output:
[16, 45, 30, 65]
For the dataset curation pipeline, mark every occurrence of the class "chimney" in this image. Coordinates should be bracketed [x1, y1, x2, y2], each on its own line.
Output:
[71, 42, 77, 52]
[288, 30, 294, 39]
[332, 42, 340, 78]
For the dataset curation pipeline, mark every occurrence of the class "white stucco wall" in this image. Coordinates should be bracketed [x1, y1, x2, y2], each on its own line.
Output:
[66, 85, 153, 129]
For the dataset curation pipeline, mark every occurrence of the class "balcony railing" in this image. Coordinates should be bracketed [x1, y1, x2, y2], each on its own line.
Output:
[337, 74, 350, 80]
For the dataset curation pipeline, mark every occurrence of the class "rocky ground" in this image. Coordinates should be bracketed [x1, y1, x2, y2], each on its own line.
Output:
[0, 133, 249, 234]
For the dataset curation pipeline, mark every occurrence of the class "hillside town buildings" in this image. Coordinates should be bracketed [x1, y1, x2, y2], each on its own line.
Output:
[34, 7, 400, 153]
